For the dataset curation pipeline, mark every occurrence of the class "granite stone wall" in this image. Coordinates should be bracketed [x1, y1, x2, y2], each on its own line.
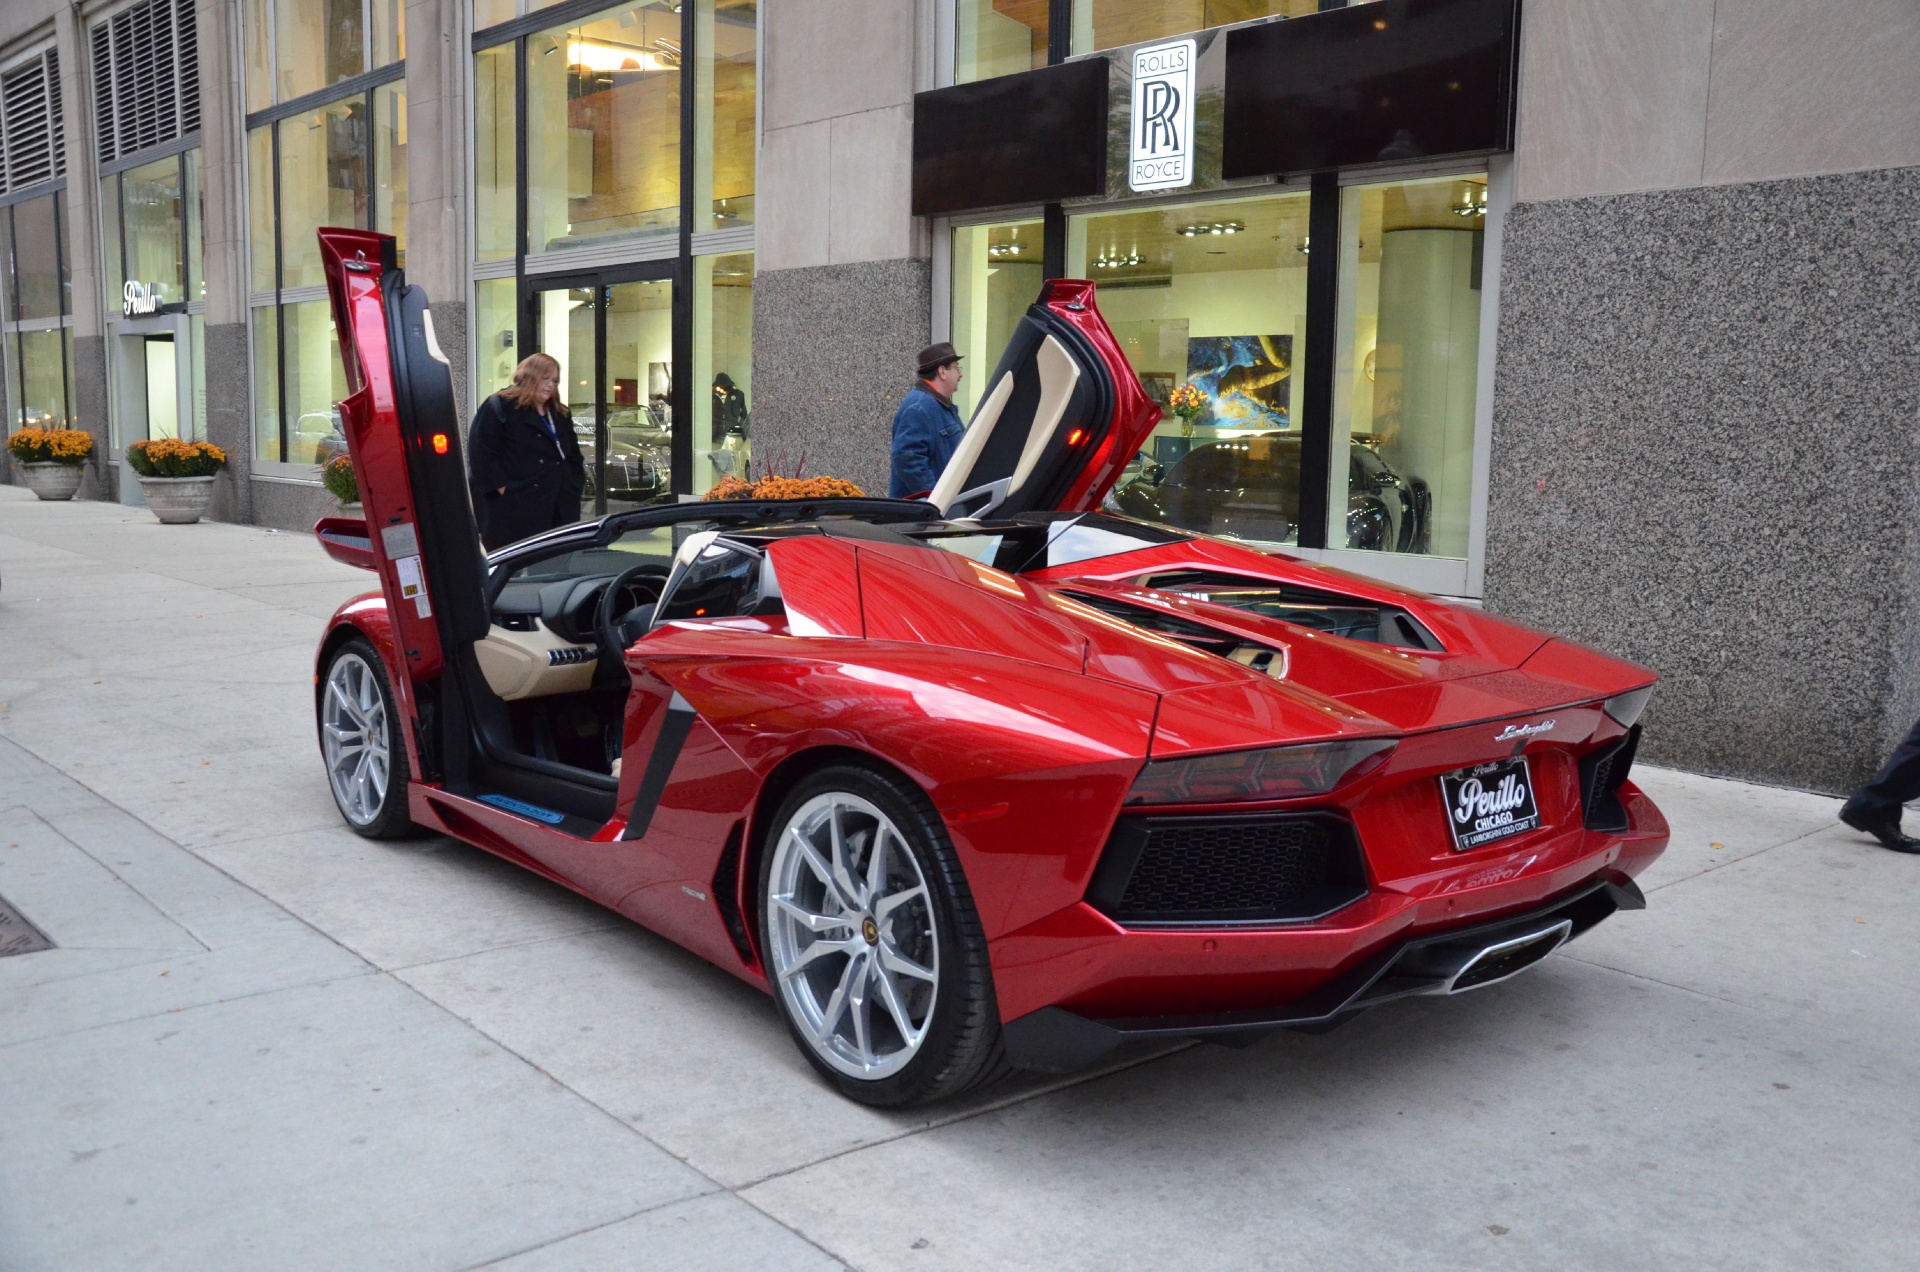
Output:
[203, 322, 252, 524]
[1486, 164, 1920, 793]
[71, 334, 113, 502]
[750, 258, 931, 497]
[430, 300, 471, 427]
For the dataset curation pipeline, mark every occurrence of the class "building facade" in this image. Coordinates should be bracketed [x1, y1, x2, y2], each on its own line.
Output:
[3, 0, 1919, 795]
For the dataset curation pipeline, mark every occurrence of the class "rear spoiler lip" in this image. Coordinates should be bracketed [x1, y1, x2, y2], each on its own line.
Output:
[315, 517, 378, 571]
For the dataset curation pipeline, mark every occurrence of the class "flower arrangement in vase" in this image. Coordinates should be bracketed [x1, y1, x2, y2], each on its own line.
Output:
[1167, 382, 1208, 438]
[7, 427, 93, 500]
[126, 438, 228, 524]
[321, 454, 360, 513]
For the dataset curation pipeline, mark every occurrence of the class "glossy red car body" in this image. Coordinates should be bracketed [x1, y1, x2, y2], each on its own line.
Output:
[312, 228, 1666, 1080]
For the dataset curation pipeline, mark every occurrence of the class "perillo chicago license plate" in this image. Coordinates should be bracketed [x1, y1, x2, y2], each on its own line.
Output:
[1439, 756, 1541, 850]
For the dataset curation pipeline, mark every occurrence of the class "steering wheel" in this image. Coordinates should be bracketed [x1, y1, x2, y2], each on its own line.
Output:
[594, 563, 671, 657]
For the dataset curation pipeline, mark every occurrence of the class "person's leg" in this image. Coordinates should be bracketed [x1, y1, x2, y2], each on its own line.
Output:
[1839, 715, 1920, 851]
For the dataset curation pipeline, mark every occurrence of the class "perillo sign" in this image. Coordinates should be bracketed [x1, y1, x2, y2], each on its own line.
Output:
[1129, 38, 1196, 193]
[122, 280, 164, 317]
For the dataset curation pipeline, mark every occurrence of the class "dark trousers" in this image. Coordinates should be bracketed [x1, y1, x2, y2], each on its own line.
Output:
[1842, 714, 1920, 822]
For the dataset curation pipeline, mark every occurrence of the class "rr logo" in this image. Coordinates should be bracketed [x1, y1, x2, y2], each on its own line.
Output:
[1138, 80, 1182, 156]
[1130, 39, 1196, 192]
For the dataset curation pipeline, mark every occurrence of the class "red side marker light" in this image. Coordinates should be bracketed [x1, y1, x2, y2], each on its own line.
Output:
[432, 433, 449, 454]
[1066, 428, 1087, 446]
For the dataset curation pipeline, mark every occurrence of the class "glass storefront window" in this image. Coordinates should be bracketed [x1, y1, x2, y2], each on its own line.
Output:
[473, 277, 520, 401]
[948, 218, 1042, 420]
[251, 306, 281, 461]
[695, 0, 757, 232]
[10, 194, 67, 322]
[374, 83, 409, 267]
[1330, 174, 1485, 559]
[99, 176, 125, 311]
[248, 126, 276, 291]
[122, 155, 187, 309]
[526, 3, 684, 255]
[1071, 0, 1343, 56]
[16, 329, 69, 429]
[284, 299, 347, 466]
[474, 45, 518, 261]
[475, 0, 517, 30]
[279, 99, 370, 290]
[957, 0, 1047, 83]
[1071, 191, 1311, 544]
[370, 0, 406, 67]
[186, 149, 205, 303]
[273, 0, 365, 102]
[244, 0, 272, 113]
[693, 252, 752, 494]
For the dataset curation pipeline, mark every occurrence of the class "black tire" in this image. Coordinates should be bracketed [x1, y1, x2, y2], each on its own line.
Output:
[317, 637, 416, 840]
[757, 763, 1006, 1108]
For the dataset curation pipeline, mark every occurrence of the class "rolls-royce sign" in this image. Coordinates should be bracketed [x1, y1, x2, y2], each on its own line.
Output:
[1129, 39, 1196, 192]
[122, 280, 164, 317]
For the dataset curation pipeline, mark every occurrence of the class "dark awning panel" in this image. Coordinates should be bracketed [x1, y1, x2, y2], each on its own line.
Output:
[911, 59, 1109, 217]
[1222, 0, 1519, 180]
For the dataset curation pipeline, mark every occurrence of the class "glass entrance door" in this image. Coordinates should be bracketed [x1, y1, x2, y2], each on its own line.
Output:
[601, 280, 674, 512]
[143, 336, 179, 440]
[529, 267, 679, 516]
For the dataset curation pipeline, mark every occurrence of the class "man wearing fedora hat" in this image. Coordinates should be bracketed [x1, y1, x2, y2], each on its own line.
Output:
[889, 342, 966, 499]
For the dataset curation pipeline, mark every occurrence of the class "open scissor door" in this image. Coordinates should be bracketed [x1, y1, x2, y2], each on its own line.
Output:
[319, 228, 490, 787]
[931, 279, 1161, 520]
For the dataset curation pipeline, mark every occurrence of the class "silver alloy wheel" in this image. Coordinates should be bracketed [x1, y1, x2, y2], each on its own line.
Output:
[766, 791, 940, 1080]
[322, 651, 391, 827]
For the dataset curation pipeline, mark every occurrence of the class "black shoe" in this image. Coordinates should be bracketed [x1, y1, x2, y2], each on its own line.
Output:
[1839, 807, 1920, 854]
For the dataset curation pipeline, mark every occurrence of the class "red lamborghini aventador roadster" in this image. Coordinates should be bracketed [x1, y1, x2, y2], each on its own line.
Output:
[310, 228, 1667, 1107]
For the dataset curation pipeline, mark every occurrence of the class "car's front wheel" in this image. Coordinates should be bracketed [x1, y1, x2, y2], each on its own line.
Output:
[319, 637, 415, 839]
[759, 764, 1003, 1107]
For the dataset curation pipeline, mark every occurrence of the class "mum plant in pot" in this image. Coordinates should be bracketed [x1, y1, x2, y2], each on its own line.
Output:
[321, 454, 360, 516]
[7, 427, 93, 501]
[126, 438, 227, 525]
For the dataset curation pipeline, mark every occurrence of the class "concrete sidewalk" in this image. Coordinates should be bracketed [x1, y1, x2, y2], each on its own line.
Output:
[3, 486, 1918, 1270]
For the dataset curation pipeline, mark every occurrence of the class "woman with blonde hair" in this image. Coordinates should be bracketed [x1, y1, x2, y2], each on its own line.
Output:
[467, 351, 586, 549]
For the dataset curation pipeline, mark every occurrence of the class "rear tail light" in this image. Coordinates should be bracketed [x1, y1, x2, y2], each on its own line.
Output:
[1125, 738, 1396, 806]
[1603, 685, 1653, 727]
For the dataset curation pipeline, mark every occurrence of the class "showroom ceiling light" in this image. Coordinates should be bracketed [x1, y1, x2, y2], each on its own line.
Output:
[986, 242, 1026, 259]
[1175, 220, 1245, 237]
[1452, 187, 1488, 217]
[1092, 251, 1146, 269]
[569, 37, 678, 72]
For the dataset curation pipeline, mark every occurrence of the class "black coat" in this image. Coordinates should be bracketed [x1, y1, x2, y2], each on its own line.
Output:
[467, 392, 585, 550]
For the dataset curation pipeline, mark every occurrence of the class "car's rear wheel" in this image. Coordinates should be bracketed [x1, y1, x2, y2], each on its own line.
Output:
[759, 764, 1003, 1107]
[319, 638, 415, 839]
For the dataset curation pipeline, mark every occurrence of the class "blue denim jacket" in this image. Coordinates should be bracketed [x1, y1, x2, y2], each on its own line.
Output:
[888, 383, 966, 498]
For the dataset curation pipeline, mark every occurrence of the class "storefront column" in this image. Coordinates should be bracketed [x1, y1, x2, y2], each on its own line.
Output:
[54, 5, 110, 500]
[196, 0, 253, 523]
[405, 0, 471, 424]
[752, 0, 932, 496]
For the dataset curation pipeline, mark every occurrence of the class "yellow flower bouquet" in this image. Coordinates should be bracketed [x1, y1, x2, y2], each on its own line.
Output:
[126, 438, 228, 479]
[7, 427, 93, 466]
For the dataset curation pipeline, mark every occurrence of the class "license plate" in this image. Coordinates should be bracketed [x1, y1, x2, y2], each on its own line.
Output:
[1439, 756, 1541, 850]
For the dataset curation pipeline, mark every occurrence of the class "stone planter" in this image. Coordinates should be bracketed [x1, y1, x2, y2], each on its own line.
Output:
[19, 462, 84, 501]
[138, 475, 217, 524]
[338, 501, 364, 518]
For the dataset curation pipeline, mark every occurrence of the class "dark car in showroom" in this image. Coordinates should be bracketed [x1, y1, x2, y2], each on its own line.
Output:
[1111, 434, 1430, 552]
[576, 407, 669, 507]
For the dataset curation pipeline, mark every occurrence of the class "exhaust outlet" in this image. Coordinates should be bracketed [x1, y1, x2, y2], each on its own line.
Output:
[1442, 919, 1573, 994]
